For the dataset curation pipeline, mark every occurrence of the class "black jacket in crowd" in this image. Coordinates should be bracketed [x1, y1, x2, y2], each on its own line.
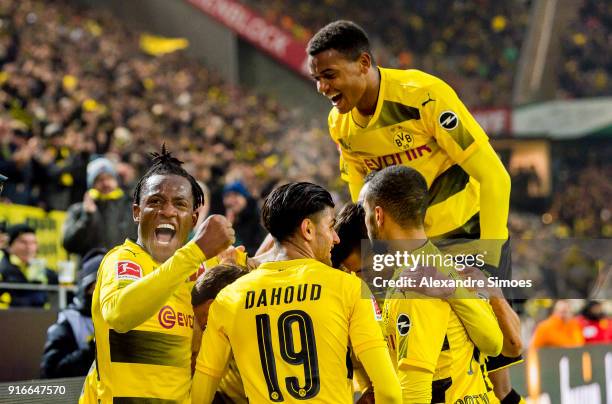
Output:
[232, 197, 266, 256]
[0, 252, 58, 307]
[62, 192, 137, 257]
[40, 303, 95, 378]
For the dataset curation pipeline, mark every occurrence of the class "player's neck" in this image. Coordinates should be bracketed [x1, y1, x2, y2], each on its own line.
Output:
[356, 66, 380, 116]
[271, 240, 316, 262]
[384, 225, 428, 251]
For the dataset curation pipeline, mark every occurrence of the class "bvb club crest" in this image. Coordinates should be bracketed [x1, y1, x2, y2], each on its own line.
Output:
[392, 126, 413, 151]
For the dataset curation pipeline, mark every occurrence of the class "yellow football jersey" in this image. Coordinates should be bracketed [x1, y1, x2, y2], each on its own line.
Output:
[329, 67, 492, 238]
[382, 242, 492, 403]
[87, 239, 201, 403]
[196, 258, 387, 403]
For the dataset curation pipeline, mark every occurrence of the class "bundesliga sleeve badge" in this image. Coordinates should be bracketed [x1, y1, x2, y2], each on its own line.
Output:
[116, 260, 142, 281]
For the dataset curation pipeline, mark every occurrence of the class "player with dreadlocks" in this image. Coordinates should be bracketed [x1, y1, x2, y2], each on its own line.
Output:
[80, 145, 235, 403]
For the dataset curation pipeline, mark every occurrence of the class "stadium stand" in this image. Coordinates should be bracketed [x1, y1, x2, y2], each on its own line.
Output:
[557, 0, 612, 98]
[0, 0, 338, 213]
[242, 0, 532, 107]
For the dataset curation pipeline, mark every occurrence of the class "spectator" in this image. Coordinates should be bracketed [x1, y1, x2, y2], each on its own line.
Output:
[0, 223, 58, 308]
[40, 249, 105, 378]
[0, 220, 7, 252]
[62, 157, 137, 258]
[0, 174, 6, 257]
[222, 181, 265, 255]
[244, 0, 531, 107]
[530, 300, 585, 349]
[0, 172, 6, 196]
[577, 300, 612, 344]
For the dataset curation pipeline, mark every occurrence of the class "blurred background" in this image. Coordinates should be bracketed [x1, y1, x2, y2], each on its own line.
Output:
[0, 0, 609, 402]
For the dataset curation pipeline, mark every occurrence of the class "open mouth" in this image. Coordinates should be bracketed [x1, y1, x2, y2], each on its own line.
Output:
[154, 223, 176, 245]
[329, 93, 343, 106]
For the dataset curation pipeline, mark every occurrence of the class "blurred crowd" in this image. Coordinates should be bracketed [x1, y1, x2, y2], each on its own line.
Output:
[557, 0, 612, 98]
[0, 0, 339, 214]
[244, 0, 532, 107]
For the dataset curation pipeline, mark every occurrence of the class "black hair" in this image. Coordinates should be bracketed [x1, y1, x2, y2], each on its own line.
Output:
[307, 20, 374, 64]
[191, 264, 248, 307]
[133, 144, 204, 210]
[365, 166, 428, 229]
[262, 182, 334, 242]
[363, 170, 378, 184]
[331, 202, 367, 268]
[8, 223, 36, 246]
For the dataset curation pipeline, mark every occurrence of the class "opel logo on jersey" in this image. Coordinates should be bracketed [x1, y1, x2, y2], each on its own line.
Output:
[391, 126, 413, 151]
[397, 313, 411, 336]
[158, 305, 194, 329]
[439, 111, 459, 130]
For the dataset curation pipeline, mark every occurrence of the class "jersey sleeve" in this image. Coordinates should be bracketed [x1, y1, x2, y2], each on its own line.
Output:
[97, 249, 140, 307]
[195, 297, 232, 378]
[99, 242, 206, 333]
[447, 292, 503, 357]
[423, 80, 490, 165]
[347, 280, 387, 356]
[393, 297, 449, 373]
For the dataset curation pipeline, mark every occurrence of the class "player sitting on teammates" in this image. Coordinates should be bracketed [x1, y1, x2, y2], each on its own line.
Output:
[192, 264, 249, 403]
[308, 21, 523, 402]
[192, 182, 401, 403]
[363, 166, 503, 403]
[80, 146, 235, 403]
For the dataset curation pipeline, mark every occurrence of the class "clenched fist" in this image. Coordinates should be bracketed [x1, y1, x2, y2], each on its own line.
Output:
[192, 214, 235, 259]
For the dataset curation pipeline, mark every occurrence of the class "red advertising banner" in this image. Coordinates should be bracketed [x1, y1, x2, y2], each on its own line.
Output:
[472, 108, 512, 135]
[186, 0, 310, 76]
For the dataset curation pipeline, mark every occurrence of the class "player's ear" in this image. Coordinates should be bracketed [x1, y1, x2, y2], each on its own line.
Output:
[300, 218, 315, 241]
[359, 52, 371, 73]
[374, 206, 384, 227]
[132, 203, 141, 223]
[192, 210, 199, 227]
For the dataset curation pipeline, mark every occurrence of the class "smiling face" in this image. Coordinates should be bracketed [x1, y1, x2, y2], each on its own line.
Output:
[309, 49, 370, 114]
[310, 207, 340, 266]
[133, 174, 197, 263]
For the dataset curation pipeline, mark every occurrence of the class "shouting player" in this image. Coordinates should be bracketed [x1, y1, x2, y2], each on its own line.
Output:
[308, 20, 523, 403]
[80, 146, 235, 403]
[363, 166, 502, 403]
[192, 182, 401, 403]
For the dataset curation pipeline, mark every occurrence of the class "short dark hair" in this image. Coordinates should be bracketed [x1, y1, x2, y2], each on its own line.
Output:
[191, 264, 248, 307]
[363, 170, 378, 184]
[133, 144, 204, 210]
[307, 20, 374, 63]
[262, 182, 334, 242]
[331, 202, 367, 268]
[365, 166, 428, 229]
[8, 223, 36, 246]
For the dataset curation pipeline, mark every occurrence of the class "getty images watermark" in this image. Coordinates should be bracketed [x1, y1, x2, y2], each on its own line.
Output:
[371, 249, 532, 290]
[360, 238, 611, 300]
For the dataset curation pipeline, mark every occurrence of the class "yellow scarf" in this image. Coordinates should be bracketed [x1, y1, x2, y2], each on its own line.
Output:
[88, 188, 125, 201]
